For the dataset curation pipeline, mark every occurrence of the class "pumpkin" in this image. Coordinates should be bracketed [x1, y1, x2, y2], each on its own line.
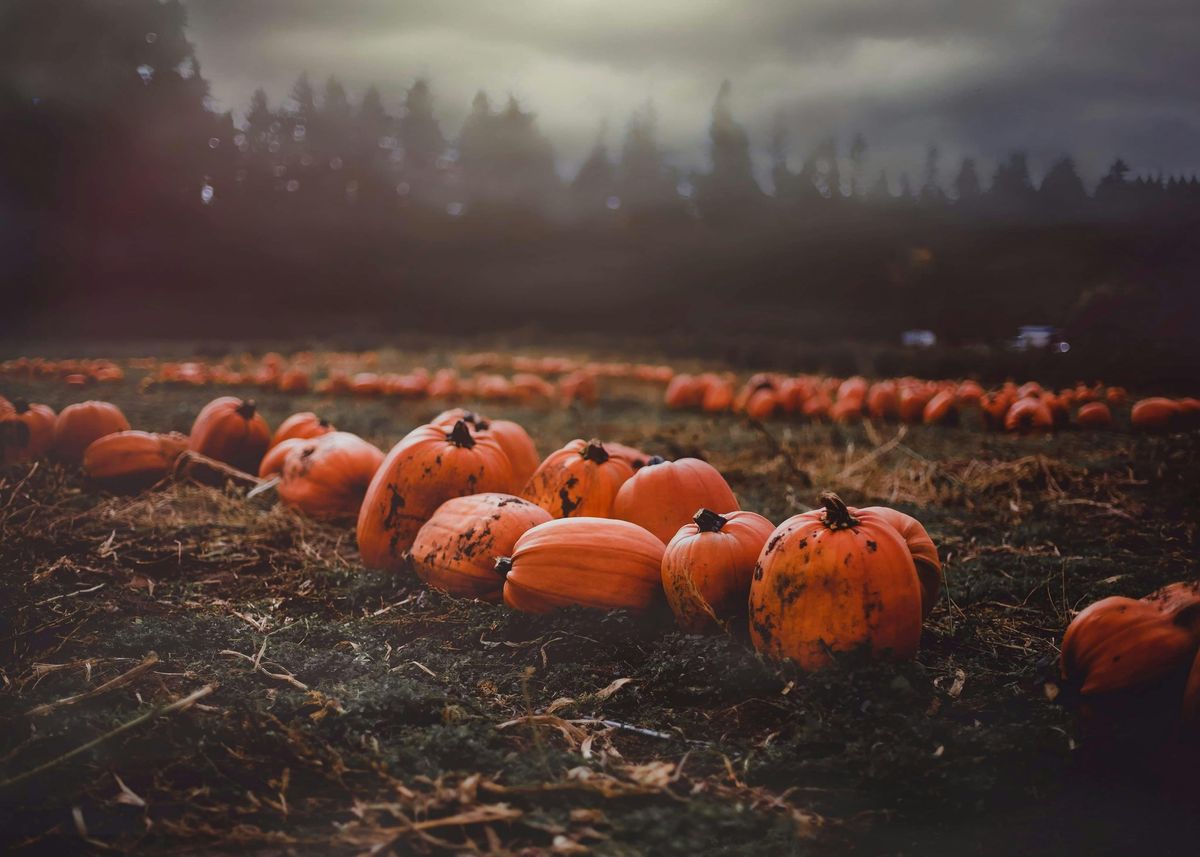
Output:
[745, 388, 780, 421]
[665, 374, 704, 409]
[866, 382, 900, 420]
[0, 395, 14, 420]
[1, 399, 57, 463]
[921, 390, 957, 425]
[83, 430, 190, 492]
[1105, 386, 1128, 407]
[700, 376, 734, 413]
[955, 380, 985, 406]
[748, 492, 923, 669]
[897, 387, 931, 424]
[188, 397, 271, 474]
[500, 517, 665, 613]
[411, 493, 552, 600]
[829, 397, 864, 424]
[277, 368, 311, 394]
[860, 505, 941, 619]
[559, 370, 599, 405]
[270, 412, 335, 449]
[612, 457, 739, 544]
[979, 391, 1012, 429]
[605, 442, 653, 470]
[52, 401, 131, 464]
[259, 437, 304, 477]
[1131, 397, 1181, 432]
[1060, 584, 1200, 699]
[662, 508, 775, 633]
[276, 432, 385, 519]
[433, 409, 540, 487]
[1075, 401, 1113, 429]
[521, 439, 634, 518]
[357, 420, 515, 570]
[1004, 396, 1054, 433]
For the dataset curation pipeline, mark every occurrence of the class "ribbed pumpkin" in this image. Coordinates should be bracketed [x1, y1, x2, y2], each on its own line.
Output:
[1131, 397, 1181, 432]
[700, 376, 734, 413]
[270, 412, 335, 449]
[749, 493, 923, 670]
[432, 409, 540, 488]
[612, 457, 739, 544]
[277, 432, 385, 519]
[500, 517, 665, 613]
[259, 437, 304, 477]
[860, 505, 941, 619]
[1075, 401, 1113, 429]
[357, 420, 515, 570]
[83, 431, 190, 492]
[52, 401, 131, 464]
[898, 387, 932, 424]
[866, 382, 900, 420]
[922, 390, 957, 425]
[1, 399, 57, 463]
[665, 374, 704, 409]
[1004, 396, 1054, 433]
[662, 509, 775, 633]
[411, 493, 552, 600]
[188, 397, 271, 474]
[521, 439, 634, 518]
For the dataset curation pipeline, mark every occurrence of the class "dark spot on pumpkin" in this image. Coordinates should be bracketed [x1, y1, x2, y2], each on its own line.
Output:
[866, 540, 878, 552]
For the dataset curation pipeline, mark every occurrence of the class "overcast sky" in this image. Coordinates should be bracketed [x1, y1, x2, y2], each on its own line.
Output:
[184, 0, 1200, 188]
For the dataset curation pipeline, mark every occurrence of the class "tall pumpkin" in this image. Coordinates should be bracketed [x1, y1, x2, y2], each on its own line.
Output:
[749, 493, 923, 670]
[189, 397, 271, 474]
[52, 401, 131, 464]
[1, 399, 57, 464]
[612, 457, 739, 544]
[277, 432, 385, 519]
[500, 517, 665, 613]
[520, 439, 634, 518]
[357, 420, 514, 570]
[662, 509, 775, 633]
[411, 493, 552, 601]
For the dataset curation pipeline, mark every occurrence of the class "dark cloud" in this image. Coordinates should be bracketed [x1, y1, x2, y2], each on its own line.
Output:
[183, 0, 1200, 182]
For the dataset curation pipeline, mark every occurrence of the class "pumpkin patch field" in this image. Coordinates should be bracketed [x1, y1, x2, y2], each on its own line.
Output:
[2, 344, 1199, 856]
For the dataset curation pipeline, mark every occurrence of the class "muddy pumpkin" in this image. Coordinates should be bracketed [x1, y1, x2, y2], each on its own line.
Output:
[275, 432, 384, 519]
[433, 409, 540, 488]
[612, 457, 739, 544]
[83, 430, 190, 492]
[662, 508, 775, 633]
[520, 439, 634, 519]
[188, 397, 271, 474]
[52, 400, 131, 464]
[357, 420, 515, 570]
[411, 493, 552, 601]
[1, 399, 56, 463]
[860, 505, 942, 619]
[749, 492, 923, 670]
[500, 517, 665, 613]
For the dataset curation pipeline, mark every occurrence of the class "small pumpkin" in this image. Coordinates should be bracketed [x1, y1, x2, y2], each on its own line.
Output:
[1075, 401, 1113, 429]
[357, 420, 515, 570]
[270, 412, 335, 449]
[1131, 397, 1181, 432]
[665, 374, 704, 409]
[749, 492, 923, 670]
[277, 432, 385, 519]
[500, 517, 665, 613]
[521, 439, 634, 519]
[612, 457, 739, 544]
[897, 387, 931, 424]
[52, 401, 131, 464]
[1, 399, 57, 463]
[83, 430, 190, 492]
[188, 397, 271, 474]
[411, 493, 552, 600]
[1004, 396, 1054, 433]
[662, 508, 775, 633]
[866, 382, 900, 420]
[922, 390, 957, 426]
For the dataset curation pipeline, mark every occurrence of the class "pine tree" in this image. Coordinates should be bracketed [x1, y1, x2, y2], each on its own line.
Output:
[952, 157, 981, 202]
[697, 81, 760, 215]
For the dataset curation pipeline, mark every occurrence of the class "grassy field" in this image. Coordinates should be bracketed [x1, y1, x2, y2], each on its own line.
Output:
[2, 354, 1199, 855]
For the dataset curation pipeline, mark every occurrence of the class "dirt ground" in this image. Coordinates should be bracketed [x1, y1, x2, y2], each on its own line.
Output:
[2, 355, 1199, 855]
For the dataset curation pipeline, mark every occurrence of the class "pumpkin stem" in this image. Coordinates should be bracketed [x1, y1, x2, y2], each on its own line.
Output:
[819, 492, 860, 530]
[493, 556, 513, 576]
[447, 419, 476, 448]
[693, 508, 728, 533]
[236, 399, 257, 420]
[581, 440, 609, 464]
[644, 455, 667, 466]
[318, 418, 330, 428]
[11, 398, 29, 414]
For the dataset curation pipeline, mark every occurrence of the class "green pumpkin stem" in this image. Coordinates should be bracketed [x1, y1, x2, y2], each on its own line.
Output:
[581, 440, 609, 464]
[447, 419, 476, 448]
[693, 508, 728, 533]
[820, 492, 860, 530]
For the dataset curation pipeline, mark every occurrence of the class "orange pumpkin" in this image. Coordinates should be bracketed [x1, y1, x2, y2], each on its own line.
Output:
[1, 399, 57, 463]
[897, 387, 931, 424]
[922, 390, 957, 425]
[277, 432, 385, 519]
[1075, 401, 1113, 429]
[979, 391, 1012, 429]
[1004, 396, 1054, 433]
[270, 412, 335, 449]
[188, 397, 271, 474]
[745, 388, 780, 421]
[0, 395, 13, 420]
[662, 508, 775, 633]
[83, 430, 190, 492]
[357, 420, 515, 570]
[259, 437, 304, 477]
[277, 368, 311, 394]
[521, 439, 634, 518]
[866, 382, 900, 420]
[748, 492, 922, 669]
[1131, 397, 1181, 432]
[700, 376, 734, 413]
[500, 517, 665, 613]
[955, 380, 985, 406]
[411, 493, 552, 600]
[52, 401, 131, 464]
[665, 374, 704, 409]
[861, 506, 942, 619]
[612, 457, 739, 544]
[433, 409, 540, 488]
